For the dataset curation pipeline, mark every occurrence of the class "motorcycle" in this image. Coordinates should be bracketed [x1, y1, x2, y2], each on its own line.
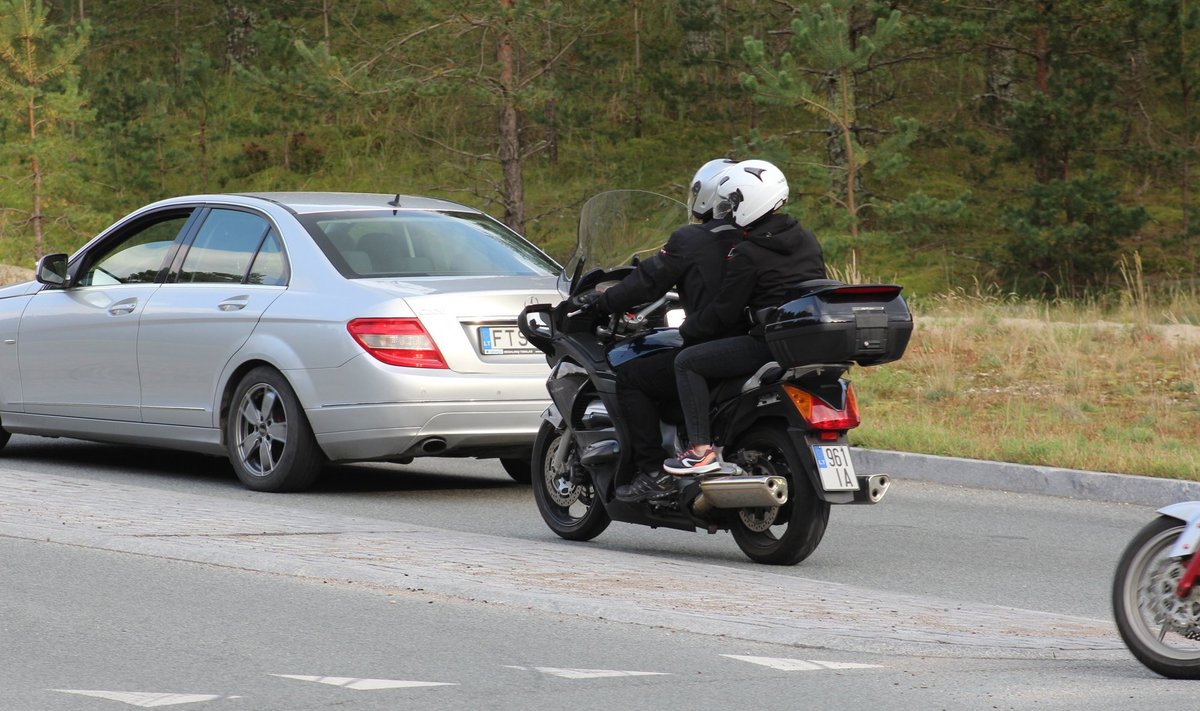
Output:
[1113, 502, 1200, 678]
[517, 190, 913, 565]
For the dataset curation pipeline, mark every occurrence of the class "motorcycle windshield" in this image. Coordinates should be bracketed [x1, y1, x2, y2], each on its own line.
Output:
[560, 190, 689, 294]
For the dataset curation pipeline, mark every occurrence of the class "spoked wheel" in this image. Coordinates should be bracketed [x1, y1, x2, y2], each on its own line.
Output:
[1113, 515, 1200, 678]
[530, 421, 610, 541]
[726, 425, 829, 565]
[226, 366, 323, 492]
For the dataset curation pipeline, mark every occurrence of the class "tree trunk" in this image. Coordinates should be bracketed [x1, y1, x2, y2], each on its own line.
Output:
[1182, 0, 1193, 240]
[822, 68, 863, 237]
[983, 46, 1015, 122]
[27, 95, 44, 260]
[543, 0, 558, 164]
[633, 0, 643, 139]
[498, 0, 525, 234]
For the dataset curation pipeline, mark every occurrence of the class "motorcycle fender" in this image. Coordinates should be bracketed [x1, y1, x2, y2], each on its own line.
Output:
[1160, 502, 1200, 558]
[541, 403, 563, 428]
[545, 360, 590, 423]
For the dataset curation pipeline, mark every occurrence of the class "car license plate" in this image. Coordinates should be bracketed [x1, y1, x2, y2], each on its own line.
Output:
[478, 325, 538, 355]
[812, 445, 859, 491]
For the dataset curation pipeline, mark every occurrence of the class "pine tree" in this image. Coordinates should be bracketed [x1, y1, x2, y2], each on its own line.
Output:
[0, 0, 91, 260]
[740, 0, 904, 239]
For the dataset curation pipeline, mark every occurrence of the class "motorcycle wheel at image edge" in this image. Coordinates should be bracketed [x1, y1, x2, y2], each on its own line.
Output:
[1113, 515, 1200, 679]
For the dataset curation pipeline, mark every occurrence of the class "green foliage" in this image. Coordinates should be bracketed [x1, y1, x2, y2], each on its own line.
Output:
[0, 0, 1192, 301]
[0, 0, 93, 259]
[1001, 175, 1149, 293]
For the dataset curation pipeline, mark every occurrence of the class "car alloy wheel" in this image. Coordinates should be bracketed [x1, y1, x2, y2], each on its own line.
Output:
[227, 366, 322, 492]
[235, 382, 289, 479]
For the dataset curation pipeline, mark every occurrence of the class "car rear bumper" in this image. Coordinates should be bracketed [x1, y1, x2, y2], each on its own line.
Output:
[307, 399, 546, 461]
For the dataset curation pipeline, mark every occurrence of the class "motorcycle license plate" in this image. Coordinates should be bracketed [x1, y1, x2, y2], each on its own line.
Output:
[812, 445, 859, 491]
[478, 326, 538, 355]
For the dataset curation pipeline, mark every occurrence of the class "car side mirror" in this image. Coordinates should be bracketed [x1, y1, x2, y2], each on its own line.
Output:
[35, 253, 69, 287]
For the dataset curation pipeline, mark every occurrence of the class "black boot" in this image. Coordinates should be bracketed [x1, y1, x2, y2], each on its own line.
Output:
[615, 471, 679, 502]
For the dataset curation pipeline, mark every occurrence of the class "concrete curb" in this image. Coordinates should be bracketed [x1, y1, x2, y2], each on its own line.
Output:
[856, 448, 1200, 508]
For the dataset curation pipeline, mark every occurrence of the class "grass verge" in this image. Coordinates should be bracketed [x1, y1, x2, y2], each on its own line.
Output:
[850, 286, 1200, 480]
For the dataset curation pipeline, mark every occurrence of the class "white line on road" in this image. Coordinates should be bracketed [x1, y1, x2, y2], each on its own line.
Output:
[722, 654, 883, 671]
[50, 690, 227, 707]
[271, 674, 456, 690]
[505, 665, 670, 679]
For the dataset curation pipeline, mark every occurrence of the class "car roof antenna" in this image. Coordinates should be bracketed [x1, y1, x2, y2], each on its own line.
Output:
[387, 193, 402, 207]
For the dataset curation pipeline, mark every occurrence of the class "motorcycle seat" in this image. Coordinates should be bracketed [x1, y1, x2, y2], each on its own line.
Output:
[708, 361, 785, 404]
[741, 361, 785, 392]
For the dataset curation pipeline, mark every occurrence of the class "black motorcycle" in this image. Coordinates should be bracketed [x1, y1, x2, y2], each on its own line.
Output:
[518, 191, 912, 565]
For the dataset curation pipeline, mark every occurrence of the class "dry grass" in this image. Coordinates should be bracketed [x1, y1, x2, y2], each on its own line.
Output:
[851, 284, 1200, 479]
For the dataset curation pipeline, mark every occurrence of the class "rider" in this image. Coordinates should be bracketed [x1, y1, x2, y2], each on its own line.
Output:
[660, 159, 828, 477]
[572, 159, 742, 503]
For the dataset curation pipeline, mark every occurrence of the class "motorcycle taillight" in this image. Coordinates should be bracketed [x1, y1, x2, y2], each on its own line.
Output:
[783, 382, 861, 430]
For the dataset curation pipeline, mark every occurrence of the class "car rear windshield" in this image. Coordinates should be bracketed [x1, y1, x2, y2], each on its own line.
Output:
[300, 210, 559, 278]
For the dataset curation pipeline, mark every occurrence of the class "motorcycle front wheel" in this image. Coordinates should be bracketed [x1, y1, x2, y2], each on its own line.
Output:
[1112, 515, 1200, 678]
[531, 421, 611, 541]
[726, 425, 830, 565]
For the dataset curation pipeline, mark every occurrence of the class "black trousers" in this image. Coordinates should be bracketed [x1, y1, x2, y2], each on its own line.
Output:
[614, 348, 681, 475]
[674, 335, 773, 446]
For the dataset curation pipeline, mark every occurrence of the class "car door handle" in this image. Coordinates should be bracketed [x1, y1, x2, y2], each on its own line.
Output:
[108, 297, 138, 316]
[218, 296, 249, 312]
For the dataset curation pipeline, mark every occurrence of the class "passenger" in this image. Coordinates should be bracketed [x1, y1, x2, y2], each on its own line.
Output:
[660, 159, 827, 479]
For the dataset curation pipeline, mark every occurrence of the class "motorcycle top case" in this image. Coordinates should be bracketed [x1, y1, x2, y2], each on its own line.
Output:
[762, 281, 913, 367]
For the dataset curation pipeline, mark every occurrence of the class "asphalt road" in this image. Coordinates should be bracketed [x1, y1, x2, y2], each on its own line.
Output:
[0, 434, 1183, 710]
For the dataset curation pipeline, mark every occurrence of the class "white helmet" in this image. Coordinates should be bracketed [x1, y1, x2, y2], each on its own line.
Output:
[687, 158, 736, 219]
[714, 159, 788, 227]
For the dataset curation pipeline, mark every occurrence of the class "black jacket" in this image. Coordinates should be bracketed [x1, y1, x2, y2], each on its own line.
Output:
[679, 213, 826, 344]
[597, 218, 739, 337]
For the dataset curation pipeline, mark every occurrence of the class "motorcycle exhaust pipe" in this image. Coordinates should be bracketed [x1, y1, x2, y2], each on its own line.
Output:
[692, 475, 788, 516]
[852, 474, 891, 504]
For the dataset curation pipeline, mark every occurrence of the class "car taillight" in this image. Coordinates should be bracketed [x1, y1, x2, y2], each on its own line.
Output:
[783, 382, 860, 430]
[347, 318, 448, 369]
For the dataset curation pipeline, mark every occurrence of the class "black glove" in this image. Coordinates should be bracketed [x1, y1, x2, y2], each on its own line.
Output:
[569, 290, 604, 313]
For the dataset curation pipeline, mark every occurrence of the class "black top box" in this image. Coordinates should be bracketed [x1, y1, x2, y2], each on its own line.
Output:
[761, 280, 913, 368]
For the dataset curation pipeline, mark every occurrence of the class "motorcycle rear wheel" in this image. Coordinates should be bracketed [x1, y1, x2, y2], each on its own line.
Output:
[727, 425, 829, 565]
[531, 421, 611, 541]
[1113, 515, 1200, 678]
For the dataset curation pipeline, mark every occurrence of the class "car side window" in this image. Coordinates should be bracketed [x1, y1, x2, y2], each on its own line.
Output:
[179, 209, 270, 284]
[247, 228, 287, 286]
[79, 214, 192, 286]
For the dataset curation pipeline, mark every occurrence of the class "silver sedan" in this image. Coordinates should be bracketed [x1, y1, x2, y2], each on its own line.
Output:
[0, 192, 561, 491]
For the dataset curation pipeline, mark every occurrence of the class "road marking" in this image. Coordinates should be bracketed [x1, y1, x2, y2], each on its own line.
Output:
[722, 655, 883, 671]
[50, 690, 225, 707]
[271, 675, 456, 690]
[505, 665, 669, 679]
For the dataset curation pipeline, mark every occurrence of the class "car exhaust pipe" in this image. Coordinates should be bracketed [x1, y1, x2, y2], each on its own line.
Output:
[419, 437, 447, 454]
[851, 474, 890, 504]
[692, 475, 788, 516]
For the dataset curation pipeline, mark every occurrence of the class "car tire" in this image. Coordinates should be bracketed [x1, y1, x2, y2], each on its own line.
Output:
[0, 422, 10, 452]
[500, 457, 532, 484]
[226, 366, 323, 492]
